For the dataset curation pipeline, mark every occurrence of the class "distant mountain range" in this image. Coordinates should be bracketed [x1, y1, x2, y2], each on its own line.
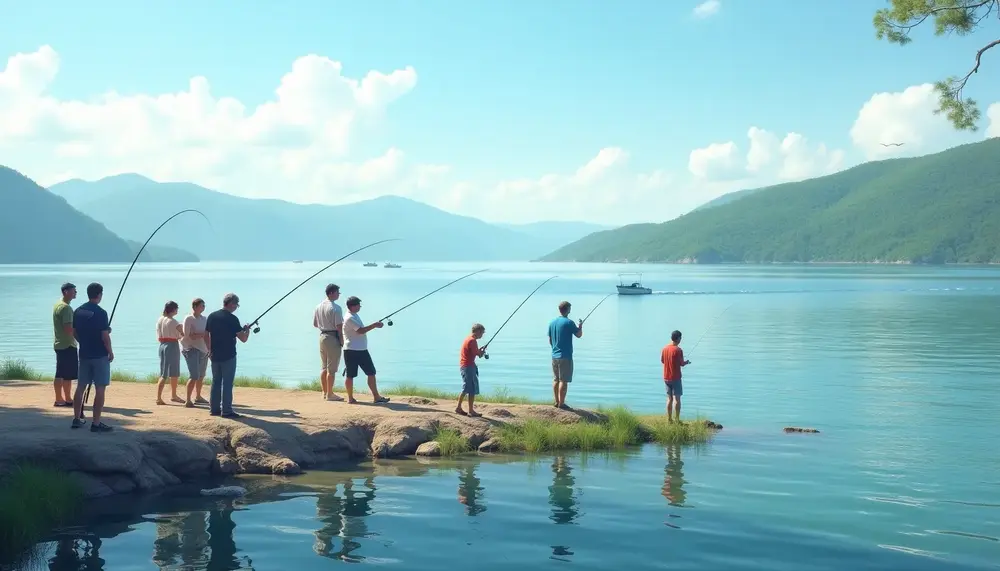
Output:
[541, 138, 1000, 264]
[0, 167, 197, 264]
[49, 175, 610, 262]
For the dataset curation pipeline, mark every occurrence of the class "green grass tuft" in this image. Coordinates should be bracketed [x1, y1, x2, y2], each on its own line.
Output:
[430, 427, 471, 457]
[640, 415, 714, 445]
[0, 464, 83, 562]
[0, 358, 45, 381]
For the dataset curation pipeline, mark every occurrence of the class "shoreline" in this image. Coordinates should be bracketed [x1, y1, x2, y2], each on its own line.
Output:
[0, 378, 720, 500]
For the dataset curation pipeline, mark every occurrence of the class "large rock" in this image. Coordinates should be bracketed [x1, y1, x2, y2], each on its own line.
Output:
[415, 442, 441, 457]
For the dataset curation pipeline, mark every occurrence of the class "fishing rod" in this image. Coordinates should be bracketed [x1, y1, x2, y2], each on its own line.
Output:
[481, 275, 557, 359]
[84, 209, 213, 408]
[377, 269, 489, 326]
[108, 209, 212, 325]
[580, 293, 613, 324]
[686, 301, 737, 358]
[247, 238, 400, 334]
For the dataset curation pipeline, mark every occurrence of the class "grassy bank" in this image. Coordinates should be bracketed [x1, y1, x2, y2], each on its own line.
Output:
[0, 464, 82, 563]
[2, 357, 718, 450]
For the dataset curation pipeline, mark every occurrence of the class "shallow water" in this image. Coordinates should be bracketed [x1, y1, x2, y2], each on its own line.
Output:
[2, 262, 1000, 568]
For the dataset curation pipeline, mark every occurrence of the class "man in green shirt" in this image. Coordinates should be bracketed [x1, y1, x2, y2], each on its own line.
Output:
[53, 282, 78, 407]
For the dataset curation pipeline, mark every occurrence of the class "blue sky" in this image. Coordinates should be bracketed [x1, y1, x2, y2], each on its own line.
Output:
[1, 1, 998, 224]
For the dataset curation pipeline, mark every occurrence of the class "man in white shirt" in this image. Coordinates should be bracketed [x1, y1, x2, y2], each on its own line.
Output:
[342, 295, 389, 405]
[313, 283, 345, 401]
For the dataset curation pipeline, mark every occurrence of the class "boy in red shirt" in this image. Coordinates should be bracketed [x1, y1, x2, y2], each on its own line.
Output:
[660, 330, 691, 422]
[457, 323, 486, 417]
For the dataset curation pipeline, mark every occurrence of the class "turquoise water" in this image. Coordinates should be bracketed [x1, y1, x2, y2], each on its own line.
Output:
[2, 262, 999, 569]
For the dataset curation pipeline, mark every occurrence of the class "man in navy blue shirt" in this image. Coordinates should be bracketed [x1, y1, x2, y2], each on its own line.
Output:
[548, 300, 583, 409]
[71, 282, 114, 433]
[204, 292, 252, 418]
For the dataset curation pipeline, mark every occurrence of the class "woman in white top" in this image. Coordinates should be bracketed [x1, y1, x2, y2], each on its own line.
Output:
[156, 300, 185, 405]
[181, 298, 210, 407]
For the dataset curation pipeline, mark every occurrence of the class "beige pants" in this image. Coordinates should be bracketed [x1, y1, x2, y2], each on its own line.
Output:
[319, 333, 343, 372]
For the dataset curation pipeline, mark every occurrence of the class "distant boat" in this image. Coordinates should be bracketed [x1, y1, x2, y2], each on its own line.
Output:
[616, 272, 652, 295]
[384, 262, 402, 269]
[363, 262, 378, 267]
[292, 260, 303, 264]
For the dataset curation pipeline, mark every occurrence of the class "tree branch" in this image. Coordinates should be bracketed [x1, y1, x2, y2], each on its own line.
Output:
[949, 38, 1000, 98]
[883, 0, 995, 38]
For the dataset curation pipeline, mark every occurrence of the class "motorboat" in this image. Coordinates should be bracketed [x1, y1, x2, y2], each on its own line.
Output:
[363, 262, 378, 267]
[616, 273, 652, 295]
[384, 262, 402, 269]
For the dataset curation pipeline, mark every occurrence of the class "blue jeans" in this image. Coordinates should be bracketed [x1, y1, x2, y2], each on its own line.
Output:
[79, 356, 111, 387]
[210, 357, 237, 414]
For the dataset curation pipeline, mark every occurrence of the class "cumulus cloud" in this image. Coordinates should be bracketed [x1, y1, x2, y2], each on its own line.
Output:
[689, 127, 844, 183]
[848, 83, 983, 160]
[0, 45, 418, 203]
[692, 0, 721, 19]
[988, 102, 1000, 138]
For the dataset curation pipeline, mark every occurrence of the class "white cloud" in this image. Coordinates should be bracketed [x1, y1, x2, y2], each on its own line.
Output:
[0, 45, 418, 203]
[988, 102, 1000, 138]
[689, 127, 844, 183]
[848, 83, 981, 160]
[692, 0, 721, 19]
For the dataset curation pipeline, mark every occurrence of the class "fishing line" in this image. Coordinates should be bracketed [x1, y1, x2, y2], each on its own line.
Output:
[580, 293, 613, 323]
[686, 301, 737, 358]
[481, 275, 557, 359]
[247, 238, 400, 334]
[377, 269, 489, 326]
[84, 208, 212, 407]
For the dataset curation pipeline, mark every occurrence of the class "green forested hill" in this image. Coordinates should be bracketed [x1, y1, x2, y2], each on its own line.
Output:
[0, 166, 197, 263]
[541, 138, 1000, 264]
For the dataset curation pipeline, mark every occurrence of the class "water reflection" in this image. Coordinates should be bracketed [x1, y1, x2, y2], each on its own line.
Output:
[312, 477, 375, 563]
[662, 444, 688, 508]
[548, 455, 579, 561]
[47, 537, 104, 570]
[457, 464, 486, 516]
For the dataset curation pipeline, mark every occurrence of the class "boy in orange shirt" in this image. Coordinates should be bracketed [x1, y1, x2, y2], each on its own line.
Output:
[457, 323, 487, 417]
[660, 330, 691, 422]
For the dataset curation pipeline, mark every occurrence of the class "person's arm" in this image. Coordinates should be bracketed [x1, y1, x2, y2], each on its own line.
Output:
[175, 319, 184, 338]
[313, 309, 319, 330]
[574, 320, 583, 338]
[661, 349, 665, 364]
[359, 321, 382, 334]
[680, 348, 690, 366]
[100, 314, 114, 362]
[236, 318, 250, 343]
[336, 313, 345, 345]
[61, 307, 73, 336]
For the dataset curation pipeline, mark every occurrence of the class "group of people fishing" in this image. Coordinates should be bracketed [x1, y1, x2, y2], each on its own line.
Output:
[50, 272, 694, 433]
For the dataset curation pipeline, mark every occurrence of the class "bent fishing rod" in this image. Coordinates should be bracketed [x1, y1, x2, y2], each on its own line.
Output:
[247, 238, 400, 334]
[108, 209, 213, 325]
[85, 209, 212, 406]
[580, 293, 613, 324]
[686, 301, 737, 359]
[377, 269, 489, 326]
[481, 275, 557, 359]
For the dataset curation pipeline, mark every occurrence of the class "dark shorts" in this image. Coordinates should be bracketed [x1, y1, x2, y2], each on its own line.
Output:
[55, 347, 78, 380]
[665, 379, 683, 397]
[551, 358, 573, 383]
[344, 349, 376, 378]
[460, 365, 479, 396]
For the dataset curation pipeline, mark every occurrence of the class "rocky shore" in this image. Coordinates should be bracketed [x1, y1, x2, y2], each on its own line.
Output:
[0, 380, 610, 499]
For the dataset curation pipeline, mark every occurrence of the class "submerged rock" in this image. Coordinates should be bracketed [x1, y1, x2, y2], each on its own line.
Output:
[415, 441, 441, 457]
[200, 485, 246, 497]
[783, 427, 820, 434]
[477, 438, 500, 453]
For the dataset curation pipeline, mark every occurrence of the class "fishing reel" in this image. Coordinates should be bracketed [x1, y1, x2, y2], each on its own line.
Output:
[385, 318, 394, 327]
[252, 325, 260, 334]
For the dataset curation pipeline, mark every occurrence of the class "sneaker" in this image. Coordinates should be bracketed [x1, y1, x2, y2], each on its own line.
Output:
[210, 411, 221, 416]
[71, 418, 87, 429]
[90, 422, 113, 433]
[221, 412, 243, 419]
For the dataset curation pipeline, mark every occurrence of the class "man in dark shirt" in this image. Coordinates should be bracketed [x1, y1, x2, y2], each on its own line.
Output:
[204, 292, 252, 418]
[71, 282, 114, 433]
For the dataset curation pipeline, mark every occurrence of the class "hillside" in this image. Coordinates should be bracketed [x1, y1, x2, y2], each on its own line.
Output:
[0, 166, 197, 264]
[691, 187, 761, 213]
[49, 176, 602, 262]
[541, 138, 1000, 264]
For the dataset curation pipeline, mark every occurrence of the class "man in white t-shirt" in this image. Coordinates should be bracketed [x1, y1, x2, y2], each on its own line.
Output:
[181, 298, 210, 407]
[342, 295, 390, 405]
[313, 283, 345, 401]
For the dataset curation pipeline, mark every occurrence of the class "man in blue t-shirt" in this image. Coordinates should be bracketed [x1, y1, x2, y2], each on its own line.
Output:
[547, 300, 583, 409]
[71, 282, 114, 433]
[204, 292, 252, 418]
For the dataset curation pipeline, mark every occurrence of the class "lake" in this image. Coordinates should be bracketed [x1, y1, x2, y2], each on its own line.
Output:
[2, 261, 999, 569]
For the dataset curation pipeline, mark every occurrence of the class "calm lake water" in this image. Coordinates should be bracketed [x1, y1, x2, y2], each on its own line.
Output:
[2, 262, 999, 569]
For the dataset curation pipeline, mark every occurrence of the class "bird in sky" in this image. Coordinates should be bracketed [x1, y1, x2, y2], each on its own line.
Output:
[880, 142, 905, 147]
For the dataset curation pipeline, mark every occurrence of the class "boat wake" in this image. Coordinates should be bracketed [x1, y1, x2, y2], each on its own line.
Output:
[651, 286, 991, 296]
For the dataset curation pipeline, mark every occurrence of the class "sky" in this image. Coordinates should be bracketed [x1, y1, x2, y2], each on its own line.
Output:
[1, 0, 998, 225]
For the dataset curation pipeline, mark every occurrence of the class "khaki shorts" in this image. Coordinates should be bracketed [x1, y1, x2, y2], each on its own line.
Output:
[552, 358, 574, 383]
[319, 333, 343, 372]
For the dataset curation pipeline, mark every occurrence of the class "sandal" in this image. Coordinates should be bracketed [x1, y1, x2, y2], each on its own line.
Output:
[374, 397, 390, 404]
[455, 408, 468, 416]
